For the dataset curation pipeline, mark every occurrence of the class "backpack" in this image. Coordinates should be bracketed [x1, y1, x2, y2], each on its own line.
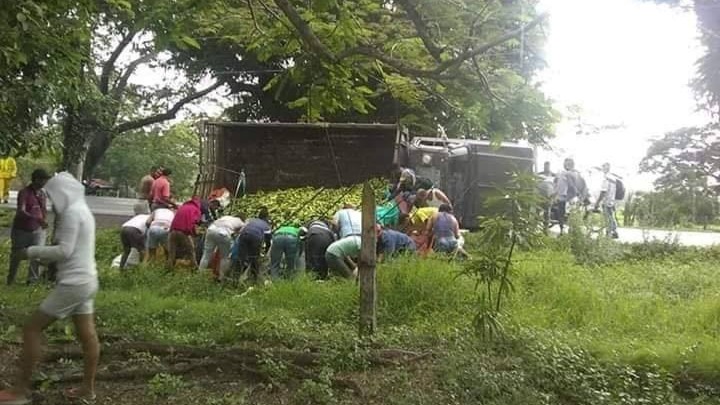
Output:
[614, 178, 625, 201]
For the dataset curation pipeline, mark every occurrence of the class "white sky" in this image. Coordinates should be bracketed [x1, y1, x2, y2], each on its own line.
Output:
[537, 0, 709, 192]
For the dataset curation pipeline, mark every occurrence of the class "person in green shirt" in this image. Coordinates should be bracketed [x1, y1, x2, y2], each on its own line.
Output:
[324, 236, 361, 279]
[269, 224, 301, 279]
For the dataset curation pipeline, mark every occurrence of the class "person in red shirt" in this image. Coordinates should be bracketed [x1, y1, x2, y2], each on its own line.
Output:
[7, 169, 51, 285]
[150, 168, 176, 210]
[167, 197, 202, 269]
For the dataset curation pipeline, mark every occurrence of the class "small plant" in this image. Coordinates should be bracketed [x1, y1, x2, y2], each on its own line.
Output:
[462, 171, 545, 340]
[205, 392, 249, 405]
[148, 373, 186, 399]
[568, 210, 623, 267]
[294, 368, 337, 405]
[258, 350, 289, 386]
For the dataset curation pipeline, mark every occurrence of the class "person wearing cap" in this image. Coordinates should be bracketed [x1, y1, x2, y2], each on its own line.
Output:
[7, 169, 50, 285]
[269, 223, 302, 279]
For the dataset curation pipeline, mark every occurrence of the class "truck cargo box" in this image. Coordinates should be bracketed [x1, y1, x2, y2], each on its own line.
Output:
[196, 121, 406, 196]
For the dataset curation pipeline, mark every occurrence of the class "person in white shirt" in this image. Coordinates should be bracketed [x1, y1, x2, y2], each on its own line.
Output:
[198, 215, 245, 279]
[145, 207, 175, 262]
[0, 172, 99, 404]
[594, 162, 619, 239]
[331, 204, 362, 238]
[119, 209, 150, 270]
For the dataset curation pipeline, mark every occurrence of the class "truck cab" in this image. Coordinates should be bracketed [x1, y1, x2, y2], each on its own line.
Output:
[407, 136, 534, 228]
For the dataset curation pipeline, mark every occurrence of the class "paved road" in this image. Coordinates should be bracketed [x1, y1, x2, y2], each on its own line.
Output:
[3, 191, 720, 246]
[609, 227, 720, 247]
[3, 190, 136, 217]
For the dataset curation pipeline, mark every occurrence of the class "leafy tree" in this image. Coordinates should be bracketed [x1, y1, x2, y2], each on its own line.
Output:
[652, 0, 720, 117]
[640, 124, 720, 191]
[0, 0, 93, 155]
[627, 190, 718, 230]
[95, 122, 199, 198]
[188, 0, 558, 138]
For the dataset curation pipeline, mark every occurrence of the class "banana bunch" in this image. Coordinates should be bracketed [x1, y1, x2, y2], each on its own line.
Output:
[229, 178, 387, 226]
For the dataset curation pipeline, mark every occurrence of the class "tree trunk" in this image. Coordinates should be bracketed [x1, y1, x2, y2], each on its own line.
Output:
[83, 130, 113, 180]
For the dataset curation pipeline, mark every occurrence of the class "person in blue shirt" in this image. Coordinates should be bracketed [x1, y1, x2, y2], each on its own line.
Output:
[377, 226, 416, 262]
[231, 207, 271, 283]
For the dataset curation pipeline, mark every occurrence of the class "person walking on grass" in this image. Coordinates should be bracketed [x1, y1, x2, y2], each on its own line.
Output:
[595, 162, 620, 239]
[7, 169, 50, 285]
[119, 207, 150, 270]
[167, 197, 202, 269]
[0, 172, 99, 405]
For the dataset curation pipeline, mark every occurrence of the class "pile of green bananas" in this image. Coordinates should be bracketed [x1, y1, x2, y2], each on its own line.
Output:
[228, 178, 388, 226]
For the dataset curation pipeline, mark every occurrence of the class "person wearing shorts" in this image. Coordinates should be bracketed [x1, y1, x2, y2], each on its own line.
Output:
[145, 207, 175, 262]
[119, 210, 150, 270]
[0, 172, 99, 405]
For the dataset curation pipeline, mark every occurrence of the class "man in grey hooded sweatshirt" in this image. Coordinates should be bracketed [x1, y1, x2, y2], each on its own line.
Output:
[0, 172, 99, 405]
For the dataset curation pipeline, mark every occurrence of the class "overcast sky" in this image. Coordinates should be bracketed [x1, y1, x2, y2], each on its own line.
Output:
[537, 0, 708, 191]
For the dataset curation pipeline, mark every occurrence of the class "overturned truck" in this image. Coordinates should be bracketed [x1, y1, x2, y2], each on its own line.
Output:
[196, 121, 534, 228]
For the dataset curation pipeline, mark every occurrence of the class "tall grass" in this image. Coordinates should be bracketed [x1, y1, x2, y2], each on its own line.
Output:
[3, 229, 720, 385]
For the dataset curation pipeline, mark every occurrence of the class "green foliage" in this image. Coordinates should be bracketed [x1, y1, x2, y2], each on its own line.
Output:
[625, 190, 719, 230]
[148, 373, 187, 399]
[462, 171, 545, 340]
[567, 210, 624, 267]
[95, 123, 199, 198]
[0, 0, 93, 155]
[229, 179, 386, 225]
[295, 369, 336, 405]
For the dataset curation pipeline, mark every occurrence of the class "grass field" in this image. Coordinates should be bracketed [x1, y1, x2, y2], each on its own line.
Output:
[2, 229, 720, 404]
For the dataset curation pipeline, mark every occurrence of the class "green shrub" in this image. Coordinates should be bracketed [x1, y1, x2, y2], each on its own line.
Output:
[147, 373, 186, 399]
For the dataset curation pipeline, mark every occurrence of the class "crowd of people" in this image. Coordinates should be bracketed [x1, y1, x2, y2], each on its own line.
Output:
[113, 164, 469, 282]
[538, 158, 622, 238]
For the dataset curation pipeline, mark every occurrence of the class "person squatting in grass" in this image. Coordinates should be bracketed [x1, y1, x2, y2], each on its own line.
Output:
[7, 169, 51, 285]
[0, 172, 100, 405]
[325, 235, 361, 279]
[376, 226, 416, 262]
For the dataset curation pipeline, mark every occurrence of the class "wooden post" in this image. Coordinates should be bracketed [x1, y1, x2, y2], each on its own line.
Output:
[359, 181, 377, 336]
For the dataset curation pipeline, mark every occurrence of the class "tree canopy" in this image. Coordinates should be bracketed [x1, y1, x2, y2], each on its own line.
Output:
[0, 0, 558, 176]
[640, 124, 720, 193]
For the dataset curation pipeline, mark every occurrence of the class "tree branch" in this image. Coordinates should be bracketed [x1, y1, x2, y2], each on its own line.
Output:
[272, 0, 338, 61]
[112, 52, 159, 100]
[114, 81, 223, 133]
[247, 0, 265, 34]
[394, 0, 444, 62]
[99, 30, 138, 95]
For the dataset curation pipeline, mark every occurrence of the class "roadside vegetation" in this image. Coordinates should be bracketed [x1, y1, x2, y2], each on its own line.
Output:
[2, 224, 720, 404]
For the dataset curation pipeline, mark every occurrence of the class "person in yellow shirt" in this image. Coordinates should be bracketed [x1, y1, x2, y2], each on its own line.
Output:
[0, 156, 17, 203]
